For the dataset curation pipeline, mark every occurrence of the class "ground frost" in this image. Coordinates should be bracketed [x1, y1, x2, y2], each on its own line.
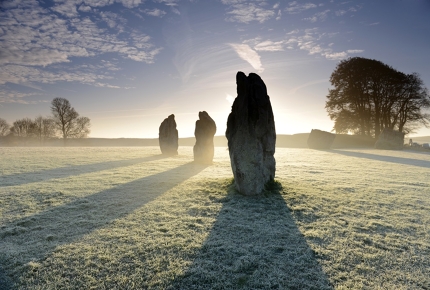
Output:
[0, 147, 429, 289]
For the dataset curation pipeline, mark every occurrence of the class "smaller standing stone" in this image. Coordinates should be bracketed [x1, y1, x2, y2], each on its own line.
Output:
[193, 111, 217, 164]
[307, 129, 335, 149]
[159, 114, 178, 155]
[375, 128, 404, 150]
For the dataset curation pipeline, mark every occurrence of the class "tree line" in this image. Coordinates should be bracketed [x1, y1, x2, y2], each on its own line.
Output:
[326, 57, 430, 138]
[0, 98, 91, 144]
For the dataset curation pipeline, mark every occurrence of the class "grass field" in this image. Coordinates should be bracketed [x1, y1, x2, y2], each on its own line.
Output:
[1, 146, 430, 289]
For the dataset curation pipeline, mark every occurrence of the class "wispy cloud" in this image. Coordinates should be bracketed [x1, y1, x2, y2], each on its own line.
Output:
[78, 5, 92, 13]
[119, 0, 143, 9]
[0, 89, 46, 104]
[144, 8, 167, 17]
[223, 2, 276, 23]
[304, 9, 330, 22]
[335, 10, 347, 16]
[0, 64, 118, 87]
[229, 43, 264, 73]
[239, 31, 362, 61]
[221, 0, 246, 4]
[284, 28, 364, 60]
[347, 49, 364, 54]
[285, 2, 319, 14]
[324, 52, 348, 60]
[335, 4, 362, 17]
[154, 0, 180, 14]
[100, 11, 127, 31]
[245, 37, 286, 52]
[51, 1, 80, 18]
[0, 0, 161, 91]
[276, 9, 282, 20]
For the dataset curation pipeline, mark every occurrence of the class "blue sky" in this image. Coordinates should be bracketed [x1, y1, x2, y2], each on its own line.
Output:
[1, 0, 430, 138]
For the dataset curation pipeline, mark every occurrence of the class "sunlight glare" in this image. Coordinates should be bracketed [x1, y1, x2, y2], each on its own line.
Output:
[226, 94, 235, 105]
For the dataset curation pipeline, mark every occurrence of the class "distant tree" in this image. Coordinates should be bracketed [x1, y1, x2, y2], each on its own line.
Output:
[326, 57, 430, 137]
[0, 118, 10, 136]
[10, 118, 36, 137]
[33, 116, 57, 143]
[394, 73, 430, 134]
[50, 98, 91, 143]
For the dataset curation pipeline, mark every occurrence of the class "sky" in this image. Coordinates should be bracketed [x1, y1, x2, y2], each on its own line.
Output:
[1, 0, 430, 139]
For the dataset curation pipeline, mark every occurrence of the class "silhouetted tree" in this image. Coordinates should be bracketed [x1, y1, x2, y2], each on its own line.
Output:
[50, 98, 91, 143]
[0, 118, 10, 136]
[33, 116, 57, 143]
[10, 118, 36, 137]
[326, 57, 430, 137]
[394, 73, 430, 134]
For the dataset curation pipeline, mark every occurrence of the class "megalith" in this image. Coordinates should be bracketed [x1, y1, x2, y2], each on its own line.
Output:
[307, 129, 335, 149]
[193, 111, 217, 164]
[159, 114, 178, 155]
[374, 128, 405, 150]
[226, 72, 276, 196]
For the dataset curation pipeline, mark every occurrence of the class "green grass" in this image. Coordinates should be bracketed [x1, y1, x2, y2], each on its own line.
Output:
[1, 147, 430, 289]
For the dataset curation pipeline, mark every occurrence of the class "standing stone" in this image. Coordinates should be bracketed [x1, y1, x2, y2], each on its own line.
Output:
[307, 129, 335, 149]
[374, 128, 405, 150]
[226, 72, 276, 196]
[193, 111, 217, 164]
[159, 114, 178, 155]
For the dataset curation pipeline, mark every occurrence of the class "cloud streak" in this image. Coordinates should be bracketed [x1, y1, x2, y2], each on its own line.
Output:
[284, 29, 364, 60]
[285, 2, 319, 14]
[223, 1, 276, 23]
[304, 9, 330, 22]
[229, 43, 264, 73]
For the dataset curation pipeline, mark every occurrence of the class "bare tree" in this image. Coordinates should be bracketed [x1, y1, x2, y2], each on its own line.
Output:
[10, 118, 36, 137]
[0, 118, 10, 136]
[50, 98, 91, 143]
[34, 116, 57, 143]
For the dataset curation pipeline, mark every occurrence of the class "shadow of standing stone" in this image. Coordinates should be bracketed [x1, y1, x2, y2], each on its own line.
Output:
[193, 111, 216, 164]
[159, 114, 178, 155]
[374, 128, 405, 150]
[168, 181, 333, 289]
[307, 129, 335, 149]
[226, 72, 276, 196]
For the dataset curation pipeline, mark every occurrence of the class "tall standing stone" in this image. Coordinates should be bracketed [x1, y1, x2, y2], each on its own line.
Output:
[193, 111, 217, 164]
[159, 114, 178, 155]
[226, 72, 276, 196]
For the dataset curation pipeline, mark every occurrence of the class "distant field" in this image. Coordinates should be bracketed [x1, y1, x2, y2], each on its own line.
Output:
[1, 147, 430, 289]
[0, 133, 378, 148]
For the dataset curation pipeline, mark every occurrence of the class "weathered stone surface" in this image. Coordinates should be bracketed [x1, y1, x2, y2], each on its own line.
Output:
[307, 129, 335, 149]
[374, 128, 405, 150]
[226, 71, 276, 196]
[159, 114, 178, 155]
[193, 111, 217, 164]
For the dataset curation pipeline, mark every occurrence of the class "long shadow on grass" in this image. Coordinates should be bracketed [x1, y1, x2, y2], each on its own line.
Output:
[0, 154, 166, 187]
[169, 181, 333, 290]
[0, 161, 208, 288]
[330, 149, 430, 168]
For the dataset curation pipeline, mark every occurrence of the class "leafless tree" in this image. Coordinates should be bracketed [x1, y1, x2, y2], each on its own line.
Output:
[50, 98, 91, 143]
[0, 118, 10, 136]
[34, 116, 57, 143]
[10, 118, 36, 137]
